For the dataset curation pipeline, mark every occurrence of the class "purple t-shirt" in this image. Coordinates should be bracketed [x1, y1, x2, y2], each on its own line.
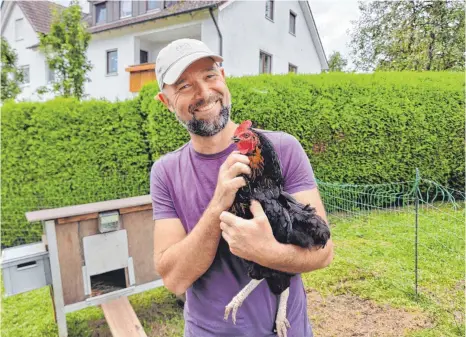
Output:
[150, 130, 317, 337]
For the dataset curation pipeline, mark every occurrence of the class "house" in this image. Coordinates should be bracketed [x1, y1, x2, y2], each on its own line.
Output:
[1, 0, 328, 102]
[0, 1, 70, 101]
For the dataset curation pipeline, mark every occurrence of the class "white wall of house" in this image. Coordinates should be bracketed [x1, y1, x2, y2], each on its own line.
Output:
[201, 13, 222, 58]
[85, 34, 136, 101]
[218, 0, 322, 77]
[2, 1, 324, 102]
[2, 3, 55, 101]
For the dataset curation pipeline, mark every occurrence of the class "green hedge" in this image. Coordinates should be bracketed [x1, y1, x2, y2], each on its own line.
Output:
[1, 98, 150, 247]
[140, 71, 464, 188]
[1, 72, 464, 247]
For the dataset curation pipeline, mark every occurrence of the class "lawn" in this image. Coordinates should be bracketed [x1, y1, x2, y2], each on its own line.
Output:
[1, 203, 464, 337]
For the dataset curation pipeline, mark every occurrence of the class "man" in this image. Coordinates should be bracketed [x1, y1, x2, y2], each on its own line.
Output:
[151, 38, 333, 337]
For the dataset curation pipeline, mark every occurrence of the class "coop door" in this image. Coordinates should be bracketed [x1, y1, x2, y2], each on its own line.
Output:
[82, 230, 135, 296]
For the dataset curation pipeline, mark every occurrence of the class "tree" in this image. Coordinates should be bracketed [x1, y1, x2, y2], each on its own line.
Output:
[39, 0, 92, 100]
[1, 37, 24, 101]
[349, 0, 465, 72]
[328, 51, 348, 72]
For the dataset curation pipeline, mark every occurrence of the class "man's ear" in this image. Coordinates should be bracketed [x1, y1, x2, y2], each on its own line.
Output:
[155, 92, 168, 105]
[219, 67, 226, 79]
[155, 92, 175, 113]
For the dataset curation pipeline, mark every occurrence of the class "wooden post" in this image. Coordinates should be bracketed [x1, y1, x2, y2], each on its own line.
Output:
[44, 220, 68, 337]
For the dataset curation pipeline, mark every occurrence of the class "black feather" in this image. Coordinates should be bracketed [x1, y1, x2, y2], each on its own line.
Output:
[229, 129, 331, 295]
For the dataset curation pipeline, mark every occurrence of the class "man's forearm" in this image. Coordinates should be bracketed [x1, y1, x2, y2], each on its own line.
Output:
[157, 203, 223, 295]
[256, 239, 334, 274]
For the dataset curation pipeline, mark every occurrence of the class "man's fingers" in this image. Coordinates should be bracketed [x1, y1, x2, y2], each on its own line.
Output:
[220, 221, 231, 233]
[221, 231, 232, 243]
[225, 153, 250, 169]
[229, 176, 247, 191]
[250, 200, 267, 218]
[220, 211, 240, 225]
[228, 162, 251, 179]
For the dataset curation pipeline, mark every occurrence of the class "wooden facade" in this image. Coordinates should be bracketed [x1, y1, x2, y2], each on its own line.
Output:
[125, 63, 156, 93]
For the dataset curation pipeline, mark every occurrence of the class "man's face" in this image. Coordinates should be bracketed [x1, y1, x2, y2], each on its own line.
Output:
[157, 57, 232, 137]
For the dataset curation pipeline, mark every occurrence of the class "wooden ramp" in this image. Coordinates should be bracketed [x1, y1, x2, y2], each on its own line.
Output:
[101, 297, 147, 337]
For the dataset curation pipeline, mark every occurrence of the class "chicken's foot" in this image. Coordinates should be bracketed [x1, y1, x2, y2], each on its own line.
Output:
[224, 278, 264, 324]
[275, 287, 291, 337]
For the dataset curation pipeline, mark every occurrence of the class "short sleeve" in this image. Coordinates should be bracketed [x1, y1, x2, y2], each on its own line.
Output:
[150, 159, 179, 220]
[279, 132, 317, 194]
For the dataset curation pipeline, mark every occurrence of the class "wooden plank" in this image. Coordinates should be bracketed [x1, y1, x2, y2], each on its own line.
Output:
[56, 222, 85, 305]
[57, 212, 99, 225]
[101, 297, 147, 337]
[119, 204, 152, 215]
[125, 63, 155, 72]
[26, 195, 151, 223]
[129, 72, 140, 93]
[45, 220, 68, 337]
[140, 70, 155, 91]
[123, 210, 158, 284]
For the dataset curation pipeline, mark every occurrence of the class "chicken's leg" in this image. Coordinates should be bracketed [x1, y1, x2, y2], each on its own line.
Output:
[224, 279, 263, 324]
[275, 287, 291, 337]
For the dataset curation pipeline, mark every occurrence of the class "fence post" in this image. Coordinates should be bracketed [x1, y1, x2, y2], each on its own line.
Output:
[414, 168, 420, 297]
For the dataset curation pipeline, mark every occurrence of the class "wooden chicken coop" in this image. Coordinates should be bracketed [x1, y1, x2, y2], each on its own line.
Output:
[125, 63, 156, 93]
[2, 195, 163, 337]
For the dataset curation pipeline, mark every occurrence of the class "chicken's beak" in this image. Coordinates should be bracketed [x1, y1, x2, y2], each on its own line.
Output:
[232, 136, 240, 143]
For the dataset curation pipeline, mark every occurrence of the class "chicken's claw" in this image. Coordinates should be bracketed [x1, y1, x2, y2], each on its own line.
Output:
[275, 316, 291, 337]
[224, 297, 242, 324]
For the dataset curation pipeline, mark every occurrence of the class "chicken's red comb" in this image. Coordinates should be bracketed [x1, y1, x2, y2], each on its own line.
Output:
[237, 120, 252, 133]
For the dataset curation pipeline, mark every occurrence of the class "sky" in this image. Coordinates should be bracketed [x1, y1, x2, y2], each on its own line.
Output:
[309, 0, 361, 70]
[14, 0, 363, 70]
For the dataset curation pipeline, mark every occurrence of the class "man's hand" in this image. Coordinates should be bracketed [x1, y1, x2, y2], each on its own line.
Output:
[211, 151, 251, 212]
[220, 200, 276, 262]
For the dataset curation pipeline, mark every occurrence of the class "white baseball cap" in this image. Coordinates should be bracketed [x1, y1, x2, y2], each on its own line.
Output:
[155, 38, 223, 89]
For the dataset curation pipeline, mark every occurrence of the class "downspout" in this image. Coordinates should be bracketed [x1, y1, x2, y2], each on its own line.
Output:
[209, 6, 223, 66]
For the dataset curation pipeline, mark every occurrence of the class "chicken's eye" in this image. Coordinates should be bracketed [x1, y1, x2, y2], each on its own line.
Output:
[243, 133, 250, 139]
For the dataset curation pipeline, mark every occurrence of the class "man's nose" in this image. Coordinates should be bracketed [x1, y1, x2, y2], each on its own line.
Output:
[193, 81, 210, 100]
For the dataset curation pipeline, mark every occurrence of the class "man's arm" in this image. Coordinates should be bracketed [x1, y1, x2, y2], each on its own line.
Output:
[257, 187, 333, 274]
[153, 152, 251, 296]
[219, 187, 333, 275]
[153, 203, 222, 296]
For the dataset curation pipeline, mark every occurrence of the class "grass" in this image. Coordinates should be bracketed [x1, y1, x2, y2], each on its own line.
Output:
[1, 203, 464, 337]
[303, 202, 465, 337]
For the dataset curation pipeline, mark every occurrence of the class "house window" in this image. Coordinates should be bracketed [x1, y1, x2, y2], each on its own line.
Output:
[107, 50, 118, 74]
[15, 18, 24, 40]
[259, 51, 272, 74]
[20, 66, 30, 84]
[120, 1, 132, 18]
[164, 1, 177, 9]
[140, 50, 148, 64]
[265, 0, 274, 20]
[46, 62, 55, 83]
[96, 3, 107, 24]
[288, 63, 298, 73]
[289, 11, 297, 35]
[147, 0, 161, 11]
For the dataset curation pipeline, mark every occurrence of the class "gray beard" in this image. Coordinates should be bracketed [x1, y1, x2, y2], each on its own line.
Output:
[175, 104, 231, 137]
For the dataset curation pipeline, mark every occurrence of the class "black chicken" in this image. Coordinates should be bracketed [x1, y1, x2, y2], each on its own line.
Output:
[223, 120, 331, 337]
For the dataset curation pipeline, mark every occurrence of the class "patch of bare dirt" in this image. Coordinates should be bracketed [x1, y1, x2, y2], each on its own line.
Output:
[306, 289, 434, 337]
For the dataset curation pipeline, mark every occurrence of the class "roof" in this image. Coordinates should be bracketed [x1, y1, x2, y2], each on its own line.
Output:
[88, 0, 225, 34]
[16, 1, 66, 34]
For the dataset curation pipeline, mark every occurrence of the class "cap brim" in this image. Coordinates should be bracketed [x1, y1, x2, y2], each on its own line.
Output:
[163, 52, 223, 86]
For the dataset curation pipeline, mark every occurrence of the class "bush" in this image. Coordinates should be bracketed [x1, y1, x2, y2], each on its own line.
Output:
[1, 98, 149, 247]
[140, 71, 464, 188]
[2, 71, 463, 247]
